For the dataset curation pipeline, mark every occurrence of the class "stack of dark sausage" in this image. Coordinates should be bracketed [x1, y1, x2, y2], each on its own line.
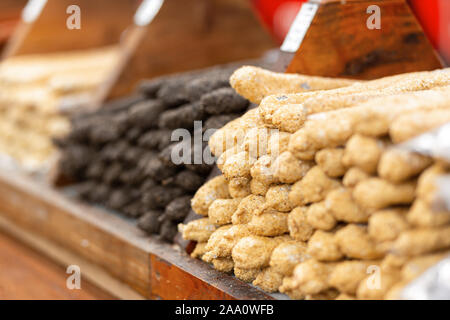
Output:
[55, 66, 250, 242]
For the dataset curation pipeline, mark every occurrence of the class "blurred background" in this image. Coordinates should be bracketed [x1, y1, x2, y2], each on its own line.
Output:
[0, 0, 448, 300]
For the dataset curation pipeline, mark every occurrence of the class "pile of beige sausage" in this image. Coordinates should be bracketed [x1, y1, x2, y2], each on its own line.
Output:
[0, 46, 119, 170]
[180, 66, 450, 300]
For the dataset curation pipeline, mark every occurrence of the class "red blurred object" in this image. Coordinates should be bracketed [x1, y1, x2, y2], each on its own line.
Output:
[409, 0, 450, 65]
[250, 0, 306, 44]
[251, 0, 449, 65]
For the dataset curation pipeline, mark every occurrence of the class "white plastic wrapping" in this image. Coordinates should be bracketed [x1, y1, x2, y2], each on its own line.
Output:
[398, 123, 450, 299]
[399, 122, 450, 163]
[399, 122, 450, 211]
[435, 176, 450, 212]
[402, 255, 450, 300]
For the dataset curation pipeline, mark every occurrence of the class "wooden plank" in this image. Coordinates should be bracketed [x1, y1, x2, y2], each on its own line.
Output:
[0, 169, 274, 300]
[2, 0, 139, 59]
[276, 0, 442, 79]
[0, 231, 115, 300]
[0, 215, 145, 300]
[99, 0, 275, 101]
[0, 174, 152, 297]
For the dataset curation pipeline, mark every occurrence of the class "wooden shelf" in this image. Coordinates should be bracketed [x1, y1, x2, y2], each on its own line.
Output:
[0, 169, 275, 300]
[0, 231, 116, 300]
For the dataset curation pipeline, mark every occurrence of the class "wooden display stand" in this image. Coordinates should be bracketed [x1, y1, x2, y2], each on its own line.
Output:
[1, 0, 139, 59]
[1, 0, 275, 108]
[0, 170, 276, 300]
[276, 0, 443, 79]
[96, 0, 275, 102]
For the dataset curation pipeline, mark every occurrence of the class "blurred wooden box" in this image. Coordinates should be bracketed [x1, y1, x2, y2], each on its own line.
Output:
[0, 0, 27, 51]
[2, 0, 275, 108]
[0, 169, 276, 300]
[276, 0, 442, 79]
[98, 0, 276, 102]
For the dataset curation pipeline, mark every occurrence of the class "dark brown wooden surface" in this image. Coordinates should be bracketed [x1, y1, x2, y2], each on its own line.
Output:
[100, 0, 275, 101]
[0, 169, 274, 300]
[282, 0, 442, 79]
[0, 231, 115, 300]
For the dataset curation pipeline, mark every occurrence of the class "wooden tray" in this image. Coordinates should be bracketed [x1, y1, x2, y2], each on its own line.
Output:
[0, 169, 276, 300]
